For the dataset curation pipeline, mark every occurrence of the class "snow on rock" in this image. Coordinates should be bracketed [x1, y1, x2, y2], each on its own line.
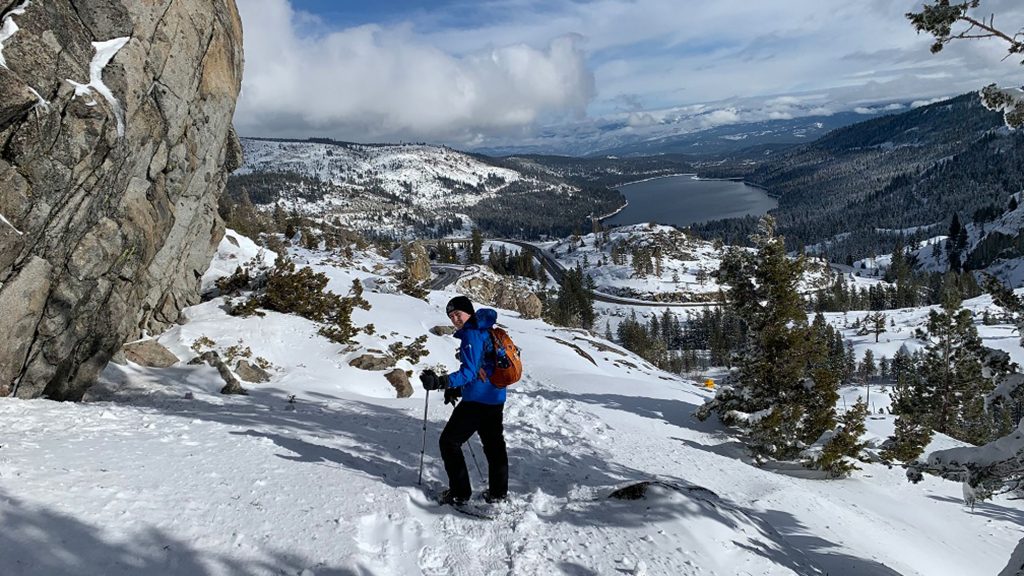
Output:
[25, 85, 48, 113]
[0, 211, 22, 235]
[200, 228, 277, 294]
[66, 36, 130, 137]
[0, 0, 30, 69]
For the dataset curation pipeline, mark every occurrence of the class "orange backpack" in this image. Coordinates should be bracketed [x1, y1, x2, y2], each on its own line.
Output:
[478, 326, 522, 388]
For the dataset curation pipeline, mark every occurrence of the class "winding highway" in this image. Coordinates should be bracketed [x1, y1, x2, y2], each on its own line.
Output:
[427, 264, 474, 290]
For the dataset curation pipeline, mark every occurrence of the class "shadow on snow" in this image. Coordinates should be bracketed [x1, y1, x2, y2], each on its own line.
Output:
[0, 488, 362, 576]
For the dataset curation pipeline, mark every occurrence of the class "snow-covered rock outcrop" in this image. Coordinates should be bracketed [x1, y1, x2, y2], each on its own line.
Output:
[0, 0, 244, 400]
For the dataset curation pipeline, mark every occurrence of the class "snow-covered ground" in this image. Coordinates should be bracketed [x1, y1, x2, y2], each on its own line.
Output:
[237, 139, 523, 210]
[2, 234, 1023, 575]
[540, 224, 726, 301]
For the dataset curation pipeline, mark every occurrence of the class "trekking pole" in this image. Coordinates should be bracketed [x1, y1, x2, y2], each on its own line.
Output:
[467, 438, 485, 482]
[418, 390, 429, 486]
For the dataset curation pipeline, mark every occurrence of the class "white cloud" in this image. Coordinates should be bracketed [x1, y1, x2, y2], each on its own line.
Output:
[911, 97, 948, 108]
[234, 0, 595, 143]
[700, 108, 741, 128]
[235, 0, 1024, 147]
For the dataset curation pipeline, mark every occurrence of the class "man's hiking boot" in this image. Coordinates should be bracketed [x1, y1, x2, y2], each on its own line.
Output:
[483, 490, 507, 504]
[438, 489, 469, 506]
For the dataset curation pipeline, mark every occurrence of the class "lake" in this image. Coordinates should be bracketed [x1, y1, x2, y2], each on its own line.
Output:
[603, 175, 777, 228]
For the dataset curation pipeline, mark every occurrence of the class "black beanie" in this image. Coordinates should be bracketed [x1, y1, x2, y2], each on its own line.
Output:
[446, 295, 474, 316]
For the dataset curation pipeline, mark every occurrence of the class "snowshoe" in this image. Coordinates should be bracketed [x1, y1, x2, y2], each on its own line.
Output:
[482, 490, 507, 504]
[427, 487, 493, 520]
[436, 489, 470, 506]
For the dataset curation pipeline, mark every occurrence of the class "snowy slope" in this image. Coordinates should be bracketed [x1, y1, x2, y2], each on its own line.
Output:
[237, 138, 525, 210]
[544, 223, 833, 302]
[541, 224, 725, 302]
[858, 194, 1024, 282]
[2, 235, 1022, 575]
[232, 138, 594, 241]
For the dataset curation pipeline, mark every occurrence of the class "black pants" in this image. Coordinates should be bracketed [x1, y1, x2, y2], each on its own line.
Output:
[439, 400, 508, 499]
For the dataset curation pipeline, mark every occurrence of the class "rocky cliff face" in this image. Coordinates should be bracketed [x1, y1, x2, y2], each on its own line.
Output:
[456, 272, 543, 320]
[0, 0, 243, 400]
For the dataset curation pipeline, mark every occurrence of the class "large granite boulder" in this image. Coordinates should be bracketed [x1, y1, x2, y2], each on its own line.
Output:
[403, 242, 431, 283]
[0, 0, 244, 400]
[349, 354, 396, 371]
[457, 271, 543, 319]
[122, 339, 179, 368]
[384, 369, 413, 399]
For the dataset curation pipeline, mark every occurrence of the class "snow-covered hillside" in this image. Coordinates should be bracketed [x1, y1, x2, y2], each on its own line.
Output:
[542, 223, 833, 302]
[238, 139, 524, 211]
[2, 232, 1022, 575]
[853, 194, 1024, 285]
[231, 138, 611, 241]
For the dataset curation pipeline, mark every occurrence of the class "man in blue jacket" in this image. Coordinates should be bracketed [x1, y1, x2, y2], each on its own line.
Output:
[420, 295, 508, 505]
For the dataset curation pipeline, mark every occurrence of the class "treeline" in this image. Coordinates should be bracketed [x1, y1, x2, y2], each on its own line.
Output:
[694, 94, 1024, 262]
[813, 238, 983, 312]
[495, 154, 696, 189]
[467, 183, 623, 239]
[542, 265, 595, 330]
[226, 172, 336, 205]
[610, 307, 748, 374]
[487, 246, 546, 283]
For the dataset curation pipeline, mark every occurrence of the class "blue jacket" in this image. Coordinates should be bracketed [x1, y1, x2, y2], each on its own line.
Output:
[446, 308, 506, 405]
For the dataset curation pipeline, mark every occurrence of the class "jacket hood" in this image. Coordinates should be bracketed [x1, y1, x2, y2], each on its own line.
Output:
[466, 308, 497, 331]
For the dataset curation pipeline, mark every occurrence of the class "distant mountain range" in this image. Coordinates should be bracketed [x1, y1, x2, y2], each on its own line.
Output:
[473, 105, 900, 157]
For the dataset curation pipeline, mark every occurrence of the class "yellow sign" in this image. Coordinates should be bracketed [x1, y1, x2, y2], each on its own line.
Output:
[704, 378, 715, 389]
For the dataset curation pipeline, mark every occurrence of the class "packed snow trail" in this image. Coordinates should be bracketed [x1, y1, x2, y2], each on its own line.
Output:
[4, 360, 1015, 575]
[0, 365, 834, 575]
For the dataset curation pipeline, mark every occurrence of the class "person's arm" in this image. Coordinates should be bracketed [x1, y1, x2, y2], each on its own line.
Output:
[446, 333, 484, 388]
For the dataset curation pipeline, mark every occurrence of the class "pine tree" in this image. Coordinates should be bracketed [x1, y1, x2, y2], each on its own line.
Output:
[844, 341, 857, 383]
[699, 217, 846, 465]
[861, 349, 876, 380]
[397, 243, 429, 300]
[546, 264, 595, 330]
[884, 347, 933, 461]
[470, 228, 484, 264]
[816, 399, 868, 477]
[272, 202, 287, 232]
[661, 308, 674, 349]
[860, 311, 888, 343]
[803, 313, 843, 446]
[919, 293, 992, 442]
[907, 1, 1024, 128]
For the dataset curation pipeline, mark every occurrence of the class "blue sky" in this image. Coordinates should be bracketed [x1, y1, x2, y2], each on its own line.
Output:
[234, 0, 1024, 151]
[288, 0, 525, 30]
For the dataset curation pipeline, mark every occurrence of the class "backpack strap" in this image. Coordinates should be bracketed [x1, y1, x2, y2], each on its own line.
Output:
[477, 328, 497, 383]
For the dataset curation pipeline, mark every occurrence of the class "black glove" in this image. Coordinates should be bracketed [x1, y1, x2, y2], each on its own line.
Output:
[444, 386, 462, 406]
[454, 349, 462, 362]
[419, 370, 448, 391]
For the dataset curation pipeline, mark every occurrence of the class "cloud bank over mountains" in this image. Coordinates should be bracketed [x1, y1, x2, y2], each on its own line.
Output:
[234, 0, 593, 145]
[234, 0, 1024, 150]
